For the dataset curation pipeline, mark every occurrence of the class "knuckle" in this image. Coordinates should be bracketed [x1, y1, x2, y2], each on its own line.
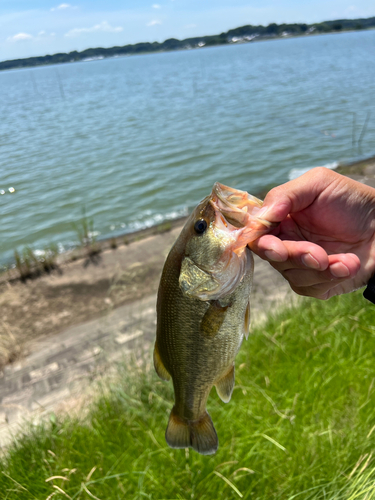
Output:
[313, 166, 332, 177]
[313, 166, 327, 176]
[265, 185, 284, 201]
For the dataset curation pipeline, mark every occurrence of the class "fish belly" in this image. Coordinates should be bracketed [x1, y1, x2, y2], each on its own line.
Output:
[155, 248, 253, 454]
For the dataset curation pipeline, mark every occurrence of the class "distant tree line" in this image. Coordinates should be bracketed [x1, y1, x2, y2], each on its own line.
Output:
[1, 16, 374, 71]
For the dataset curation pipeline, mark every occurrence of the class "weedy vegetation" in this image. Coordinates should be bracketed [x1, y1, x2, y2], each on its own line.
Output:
[14, 244, 59, 280]
[156, 221, 173, 234]
[2, 291, 375, 499]
[72, 209, 100, 258]
[41, 244, 59, 273]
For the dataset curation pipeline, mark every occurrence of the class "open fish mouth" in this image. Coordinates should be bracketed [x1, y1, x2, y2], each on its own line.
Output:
[210, 182, 276, 244]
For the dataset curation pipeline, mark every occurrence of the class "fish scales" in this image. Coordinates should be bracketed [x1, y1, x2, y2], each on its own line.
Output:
[157, 248, 252, 418]
[154, 182, 273, 455]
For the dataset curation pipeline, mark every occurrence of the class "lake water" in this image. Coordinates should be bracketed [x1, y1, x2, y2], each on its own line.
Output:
[0, 30, 375, 266]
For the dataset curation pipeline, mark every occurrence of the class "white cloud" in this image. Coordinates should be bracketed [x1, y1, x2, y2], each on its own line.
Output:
[65, 21, 123, 37]
[51, 3, 76, 11]
[147, 20, 162, 26]
[38, 30, 46, 35]
[152, 4, 161, 8]
[7, 32, 33, 42]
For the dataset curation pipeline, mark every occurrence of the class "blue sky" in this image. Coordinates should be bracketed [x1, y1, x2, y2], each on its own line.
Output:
[1, 0, 374, 61]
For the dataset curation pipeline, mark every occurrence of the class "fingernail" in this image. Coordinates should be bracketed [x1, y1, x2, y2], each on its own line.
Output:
[302, 253, 320, 270]
[330, 262, 350, 278]
[264, 249, 284, 262]
[257, 206, 271, 218]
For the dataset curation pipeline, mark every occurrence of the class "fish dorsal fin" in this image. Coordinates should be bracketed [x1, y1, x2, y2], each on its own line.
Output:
[215, 364, 235, 403]
[153, 342, 171, 381]
[165, 407, 218, 455]
[200, 301, 229, 338]
[243, 300, 251, 340]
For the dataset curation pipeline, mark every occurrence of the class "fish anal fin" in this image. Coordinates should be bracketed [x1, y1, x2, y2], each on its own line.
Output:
[215, 364, 235, 403]
[200, 301, 229, 338]
[244, 300, 251, 340]
[165, 407, 218, 455]
[153, 342, 171, 381]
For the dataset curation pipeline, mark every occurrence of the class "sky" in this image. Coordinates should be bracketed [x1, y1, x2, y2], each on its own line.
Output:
[0, 0, 374, 61]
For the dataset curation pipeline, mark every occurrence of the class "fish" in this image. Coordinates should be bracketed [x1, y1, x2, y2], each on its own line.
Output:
[153, 182, 274, 455]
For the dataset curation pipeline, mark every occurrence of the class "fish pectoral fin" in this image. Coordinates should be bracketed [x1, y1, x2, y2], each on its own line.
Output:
[165, 407, 218, 455]
[153, 342, 171, 381]
[200, 301, 229, 338]
[243, 300, 251, 340]
[215, 363, 235, 403]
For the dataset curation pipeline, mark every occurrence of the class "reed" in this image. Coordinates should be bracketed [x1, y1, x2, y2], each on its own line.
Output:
[13, 244, 59, 280]
[72, 208, 101, 258]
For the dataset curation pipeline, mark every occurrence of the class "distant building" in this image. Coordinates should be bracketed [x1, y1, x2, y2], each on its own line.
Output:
[244, 34, 258, 41]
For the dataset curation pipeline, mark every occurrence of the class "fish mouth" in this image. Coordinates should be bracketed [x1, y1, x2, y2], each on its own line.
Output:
[210, 182, 276, 245]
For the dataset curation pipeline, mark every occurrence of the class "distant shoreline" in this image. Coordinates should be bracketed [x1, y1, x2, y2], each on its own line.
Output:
[1, 16, 374, 72]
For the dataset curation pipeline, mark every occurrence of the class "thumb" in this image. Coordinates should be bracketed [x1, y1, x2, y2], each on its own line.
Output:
[256, 167, 336, 224]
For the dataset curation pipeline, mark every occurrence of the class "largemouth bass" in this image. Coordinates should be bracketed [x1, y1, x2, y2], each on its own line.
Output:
[154, 182, 273, 455]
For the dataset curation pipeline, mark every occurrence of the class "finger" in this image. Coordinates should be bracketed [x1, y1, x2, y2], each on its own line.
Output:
[256, 167, 338, 223]
[284, 254, 361, 299]
[289, 278, 353, 300]
[250, 234, 289, 262]
[327, 253, 361, 277]
[321, 281, 357, 300]
[282, 253, 360, 288]
[250, 236, 330, 271]
[288, 281, 339, 300]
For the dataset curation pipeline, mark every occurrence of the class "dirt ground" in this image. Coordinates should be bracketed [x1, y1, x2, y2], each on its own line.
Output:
[1, 156, 375, 372]
[0, 227, 181, 370]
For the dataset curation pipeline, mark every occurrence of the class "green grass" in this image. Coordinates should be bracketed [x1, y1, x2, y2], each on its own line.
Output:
[2, 291, 375, 499]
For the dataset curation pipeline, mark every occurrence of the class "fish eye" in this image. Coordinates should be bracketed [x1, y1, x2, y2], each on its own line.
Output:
[194, 219, 207, 234]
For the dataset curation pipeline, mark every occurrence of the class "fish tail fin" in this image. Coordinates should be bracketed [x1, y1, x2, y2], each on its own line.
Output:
[165, 407, 218, 455]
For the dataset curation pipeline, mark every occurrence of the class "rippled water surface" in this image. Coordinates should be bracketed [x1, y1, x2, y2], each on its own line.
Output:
[0, 30, 375, 264]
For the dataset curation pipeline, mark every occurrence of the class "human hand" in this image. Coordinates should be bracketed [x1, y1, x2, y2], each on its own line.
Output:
[250, 167, 375, 299]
